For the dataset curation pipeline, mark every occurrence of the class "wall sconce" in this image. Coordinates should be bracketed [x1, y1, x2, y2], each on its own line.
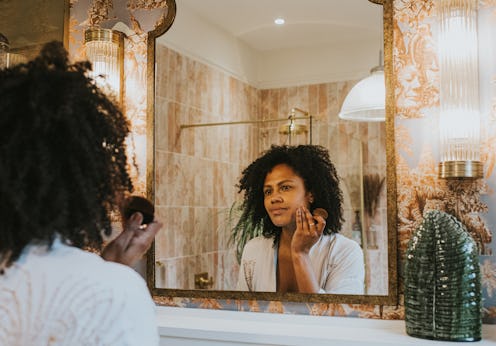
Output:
[438, 0, 482, 179]
[84, 28, 124, 103]
[0, 34, 28, 69]
[6, 53, 28, 67]
[0, 33, 9, 69]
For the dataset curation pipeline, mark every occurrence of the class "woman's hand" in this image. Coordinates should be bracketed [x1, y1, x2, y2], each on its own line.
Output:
[291, 206, 325, 254]
[101, 212, 162, 266]
[289, 206, 326, 293]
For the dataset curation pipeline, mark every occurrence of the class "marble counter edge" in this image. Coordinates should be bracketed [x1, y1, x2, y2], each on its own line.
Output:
[156, 306, 496, 346]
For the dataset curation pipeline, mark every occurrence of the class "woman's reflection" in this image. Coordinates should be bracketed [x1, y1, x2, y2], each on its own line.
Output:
[234, 145, 365, 294]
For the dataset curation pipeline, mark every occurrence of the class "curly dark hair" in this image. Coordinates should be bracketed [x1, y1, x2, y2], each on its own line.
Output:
[234, 144, 344, 243]
[0, 41, 133, 270]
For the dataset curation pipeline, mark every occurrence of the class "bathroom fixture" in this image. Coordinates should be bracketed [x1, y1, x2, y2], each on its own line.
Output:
[180, 107, 314, 144]
[194, 272, 214, 289]
[278, 107, 311, 144]
[84, 28, 124, 103]
[338, 3, 385, 122]
[338, 56, 385, 122]
[0, 33, 9, 69]
[0, 34, 27, 69]
[6, 53, 27, 67]
[437, 0, 482, 179]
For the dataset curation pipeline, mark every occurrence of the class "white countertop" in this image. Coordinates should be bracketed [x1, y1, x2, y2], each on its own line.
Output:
[156, 306, 496, 346]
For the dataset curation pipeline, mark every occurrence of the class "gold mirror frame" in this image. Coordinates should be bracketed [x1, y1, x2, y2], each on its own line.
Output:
[146, 0, 398, 305]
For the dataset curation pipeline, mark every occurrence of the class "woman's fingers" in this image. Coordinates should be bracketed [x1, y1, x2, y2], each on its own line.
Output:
[296, 206, 325, 238]
[300, 207, 317, 236]
[125, 212, 144, 232]
[102, 212, 162, 266]
[313, 215, 326, 235]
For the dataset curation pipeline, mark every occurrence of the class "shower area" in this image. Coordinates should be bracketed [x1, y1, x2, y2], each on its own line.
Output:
[153, 45, 387, 294]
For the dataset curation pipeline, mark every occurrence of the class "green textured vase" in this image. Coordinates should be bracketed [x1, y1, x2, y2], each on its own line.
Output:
[404, 210, 482, 342]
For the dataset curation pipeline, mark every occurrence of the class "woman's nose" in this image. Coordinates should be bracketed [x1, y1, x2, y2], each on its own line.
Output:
[270, 193, 283, 203]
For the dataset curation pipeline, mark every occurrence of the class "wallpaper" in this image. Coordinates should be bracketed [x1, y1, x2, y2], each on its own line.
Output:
[393, 0, 496, 323]
[69, 0, 496, 324]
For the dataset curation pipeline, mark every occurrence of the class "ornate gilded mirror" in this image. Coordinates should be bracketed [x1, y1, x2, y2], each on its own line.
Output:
[147, 0, 397, 304]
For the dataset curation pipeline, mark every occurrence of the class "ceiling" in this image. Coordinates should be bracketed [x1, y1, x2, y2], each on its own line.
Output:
[179, 0, 383, 52]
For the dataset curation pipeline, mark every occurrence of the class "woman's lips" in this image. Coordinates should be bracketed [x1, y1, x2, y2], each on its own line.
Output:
[269, 208, 287, 216]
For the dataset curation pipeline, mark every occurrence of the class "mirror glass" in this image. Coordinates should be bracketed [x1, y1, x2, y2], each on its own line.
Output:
[0, 0, 68, 66]
[148, 0, 397, 304]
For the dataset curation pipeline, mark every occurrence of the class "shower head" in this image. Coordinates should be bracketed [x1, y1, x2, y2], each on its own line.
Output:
[278, 123, 308, 135]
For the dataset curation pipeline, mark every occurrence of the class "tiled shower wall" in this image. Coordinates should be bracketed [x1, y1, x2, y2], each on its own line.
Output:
[154, 46, 261, 289]
[154, 45, 387, 294]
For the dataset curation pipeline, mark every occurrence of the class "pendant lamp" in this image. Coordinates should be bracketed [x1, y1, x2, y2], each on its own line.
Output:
[338, 62, 385, 122]
[339, 2, 385, 122]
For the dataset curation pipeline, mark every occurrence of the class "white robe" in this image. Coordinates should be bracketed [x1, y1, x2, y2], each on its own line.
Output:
[236, 233, 365, 294]
[0, 238, 158, 346]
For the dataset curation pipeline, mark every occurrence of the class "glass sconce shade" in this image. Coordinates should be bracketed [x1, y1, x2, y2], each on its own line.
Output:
[338, 66, 385, 122]
[84, 28, 124, 103]
[0, 33, 10, 69]
[6, 53, 28, 67]
[0, 34, 27, 69]
[438, 0, 482, 179]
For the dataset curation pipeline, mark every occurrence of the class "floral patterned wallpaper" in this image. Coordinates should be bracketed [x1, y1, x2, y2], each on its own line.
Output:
[69, 0, 496, 324]
[393, 0, 495, 323]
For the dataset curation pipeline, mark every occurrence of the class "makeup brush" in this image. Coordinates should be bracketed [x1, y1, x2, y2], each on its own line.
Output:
[313, 208, 328, 220]
[123, 196, 155, 225]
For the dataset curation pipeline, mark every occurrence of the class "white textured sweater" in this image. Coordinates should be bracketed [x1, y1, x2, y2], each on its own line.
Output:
[0, 239, 158, 346]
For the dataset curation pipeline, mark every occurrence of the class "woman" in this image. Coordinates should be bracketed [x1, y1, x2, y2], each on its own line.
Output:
[235, 145, 364, 294]
[0, 42, 161, 345]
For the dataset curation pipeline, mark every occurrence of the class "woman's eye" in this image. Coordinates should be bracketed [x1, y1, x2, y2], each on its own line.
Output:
[263, 189, 272, 196]
[281, 185, 291, 191]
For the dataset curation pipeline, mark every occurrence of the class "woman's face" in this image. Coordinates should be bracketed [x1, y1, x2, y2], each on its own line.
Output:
[263, 163, 313, 231]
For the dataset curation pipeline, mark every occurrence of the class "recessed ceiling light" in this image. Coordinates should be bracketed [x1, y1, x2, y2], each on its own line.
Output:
[274, 18, 285, 25]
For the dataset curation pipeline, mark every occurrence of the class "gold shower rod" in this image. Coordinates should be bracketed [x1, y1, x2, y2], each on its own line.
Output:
[180, 115, 310, 129]
[180, 107, 312, 129]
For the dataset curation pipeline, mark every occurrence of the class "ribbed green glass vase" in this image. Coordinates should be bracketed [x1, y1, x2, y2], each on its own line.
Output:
[404, 210, 482, 341]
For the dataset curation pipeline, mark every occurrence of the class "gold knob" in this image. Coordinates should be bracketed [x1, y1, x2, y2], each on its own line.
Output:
[194, 272, 214, 289]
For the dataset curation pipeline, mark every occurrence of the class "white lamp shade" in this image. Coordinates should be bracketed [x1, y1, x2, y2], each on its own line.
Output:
[339, 69, 385, 122]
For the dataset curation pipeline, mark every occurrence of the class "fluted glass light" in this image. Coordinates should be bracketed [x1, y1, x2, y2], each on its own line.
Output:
[0, 34, 27, 69]
[7, 53, 28, 67]
[0, 33, 9, 69]
[438, 0, 482, 179]
[84, 28, 124, 103]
